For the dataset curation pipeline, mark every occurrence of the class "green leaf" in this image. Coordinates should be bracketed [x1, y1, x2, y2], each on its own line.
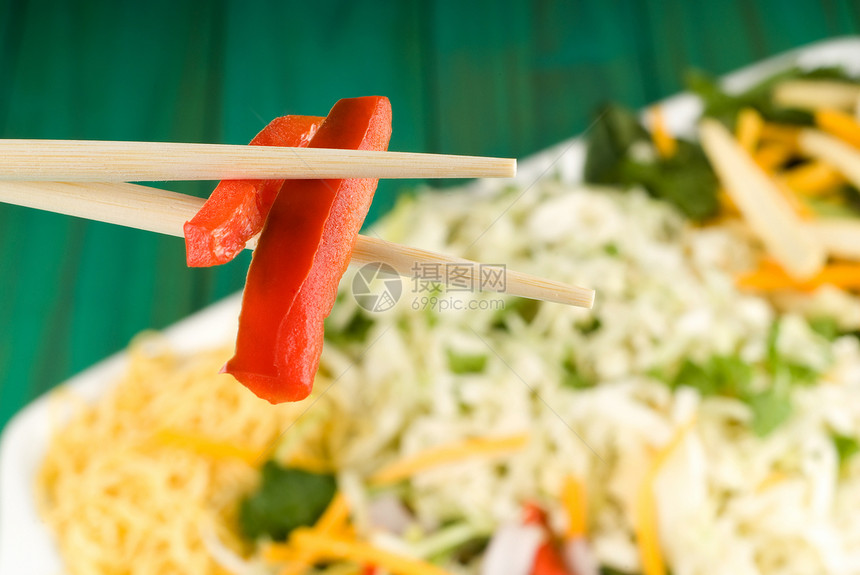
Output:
[325, 310, 375, 345]
[600, 568, 642, 575]
[238, 462, 337, 542]
[748, 390, 793, 437]
[562, 357, 593, 390]
[833, 434, 860, 467]
[688, 65, 858, 128]
[671, 355, 753, 398]
[583, 103, 720, 221]
[765, 320, 819, 386]
[584, 104, 649, 184]
[447, 349, 488, 374]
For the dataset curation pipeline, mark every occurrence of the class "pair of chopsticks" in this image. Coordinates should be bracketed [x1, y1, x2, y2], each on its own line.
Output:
[0, 140, 594, 308]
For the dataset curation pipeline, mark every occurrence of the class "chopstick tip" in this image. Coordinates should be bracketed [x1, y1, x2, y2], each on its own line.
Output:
[584, 288, 596, 309]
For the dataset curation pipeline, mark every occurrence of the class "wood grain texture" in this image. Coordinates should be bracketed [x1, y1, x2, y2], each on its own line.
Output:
[1, 0, 859, 428]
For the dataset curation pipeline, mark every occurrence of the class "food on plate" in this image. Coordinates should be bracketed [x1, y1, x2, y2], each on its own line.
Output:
[39, 158, 860, 574]
[36, 343, 303, 574]
[184, 115, 324, 267]
[225, 96, 392, 403]
[584, 64, 860, 287]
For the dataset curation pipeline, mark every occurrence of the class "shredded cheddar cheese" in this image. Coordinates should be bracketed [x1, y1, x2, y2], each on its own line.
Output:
[650, 107, 677, 159]
[561, 475, 588, 538]
[369, 433, 529, 485]
[154, 428, 263, 465]
[760, 123, 801, 149]
[290, 530, 453, 575]
[753, 143, 793, 172]
[815, 108, 860, 149]
[780, 161, 846, 196]
[265, 492, 352, 574]
[737, 262, 860, 292]
[635, 419, 695, 575]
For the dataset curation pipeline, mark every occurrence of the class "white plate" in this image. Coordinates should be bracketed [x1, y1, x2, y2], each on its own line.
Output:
[3, 36, 860, 574]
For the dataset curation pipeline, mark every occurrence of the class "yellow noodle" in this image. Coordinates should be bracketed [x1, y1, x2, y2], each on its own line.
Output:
[36, 338, 306, 575]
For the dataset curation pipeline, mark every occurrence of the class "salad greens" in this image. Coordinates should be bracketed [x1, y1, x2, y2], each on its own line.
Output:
[584, 104, 720, 220]
[584, 64, 860, 222]
[833, 433, 860, 468]
[238, 461, 337, 541]
[665, 320, 824, 436]
[687, 65, 856, 127]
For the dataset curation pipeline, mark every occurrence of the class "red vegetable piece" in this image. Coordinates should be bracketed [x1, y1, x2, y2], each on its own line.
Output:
[183, 115, 324, 267]
[531, 543, 573, 575]
[522, 503, 574, 575]
[522, 502, 550, 527]
[225, 96, 392, 403]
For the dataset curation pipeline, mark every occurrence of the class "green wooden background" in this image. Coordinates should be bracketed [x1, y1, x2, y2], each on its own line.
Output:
[1, 0, 859, 429]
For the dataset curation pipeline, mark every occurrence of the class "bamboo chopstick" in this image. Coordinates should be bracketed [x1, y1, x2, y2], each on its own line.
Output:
[0, 140, 516, 181]
[0, 181, 595, 309]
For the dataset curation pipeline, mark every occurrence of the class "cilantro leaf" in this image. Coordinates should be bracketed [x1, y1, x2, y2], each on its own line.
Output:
[747, 389, 793, 437]
[238, 461, 337, 542]
[562, 357, 593, 390]
[584, 104, 648, 184]
[833, 434, 860, 468]
[583, 103, 720, 221]
[809, 316, 842, 341]
[671, 355, 753, 398]
[447, 349, 488, 374]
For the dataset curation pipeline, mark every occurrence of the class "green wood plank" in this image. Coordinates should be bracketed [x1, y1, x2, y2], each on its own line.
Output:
[1, 0, 858, 430]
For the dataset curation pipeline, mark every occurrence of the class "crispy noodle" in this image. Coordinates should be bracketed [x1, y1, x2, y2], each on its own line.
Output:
[36, 341, 304, 575]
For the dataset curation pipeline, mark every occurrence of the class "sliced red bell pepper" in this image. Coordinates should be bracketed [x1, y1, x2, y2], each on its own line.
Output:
[523, 502, 575, 575]
[183, 115, 324, 267]
[225, 96, 392, 403]
[531, 543, 573, 575]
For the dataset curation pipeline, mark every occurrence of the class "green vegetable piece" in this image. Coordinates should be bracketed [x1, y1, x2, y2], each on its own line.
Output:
[562, 357, 592, 390]
[765, 320, 819, 386]
[600, 567, 643, 575]
[671, 355, 753, 398]
[447, 349, 488, 374]
[238, 461, 337, 542]
[326, 311, 375, 345]
[748, 389, 793, 437]
[583, 103, 720, 221]
[620, 154, 720, 220]
[584, 104, 649, 184]
[687, 65, 858, 128]
[833, 433, 860, 467]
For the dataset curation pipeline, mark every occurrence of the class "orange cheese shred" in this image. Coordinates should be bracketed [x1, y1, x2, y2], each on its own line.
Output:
[650, 107, 677, 159]
[815, 108, 860, 149]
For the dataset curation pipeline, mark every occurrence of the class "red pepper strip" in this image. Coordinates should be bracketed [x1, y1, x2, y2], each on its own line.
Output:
[531, 543, 574, 575]
[522, 502, 550, 526]
[523, 503, 574, 575]
[183, 115, 324, 267]
[225, 96, 392, 403]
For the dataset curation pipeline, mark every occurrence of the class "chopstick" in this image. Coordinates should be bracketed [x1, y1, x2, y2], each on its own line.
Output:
[0, 181, 595, 309]
[0, 140, 516, 181]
